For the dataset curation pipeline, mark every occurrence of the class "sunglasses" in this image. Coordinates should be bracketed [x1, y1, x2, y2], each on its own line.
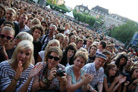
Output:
[48, 55, 60, 61]
[0, 34, 13, 40]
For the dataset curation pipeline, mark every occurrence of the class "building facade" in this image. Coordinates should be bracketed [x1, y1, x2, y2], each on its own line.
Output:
[74, 5, 90, 14]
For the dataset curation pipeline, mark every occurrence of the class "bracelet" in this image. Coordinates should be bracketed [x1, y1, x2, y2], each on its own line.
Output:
[13, 77, 19, 81]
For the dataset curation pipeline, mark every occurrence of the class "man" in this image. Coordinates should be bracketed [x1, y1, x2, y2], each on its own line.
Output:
[41, 24, 57, 50]
[83, 53, 107, 92]
[76, 38, 84, 50]
[84, 37, 93, 51]
[87, 44, 97, 63]
[96, 40, 106, 54]
[18, 14, 30, 32]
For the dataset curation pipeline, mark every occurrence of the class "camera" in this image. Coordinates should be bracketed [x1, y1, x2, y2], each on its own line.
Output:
[56, 69, 65, 77]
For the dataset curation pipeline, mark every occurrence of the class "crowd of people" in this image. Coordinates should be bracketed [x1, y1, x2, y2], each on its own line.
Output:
[0, 0, 138, 92]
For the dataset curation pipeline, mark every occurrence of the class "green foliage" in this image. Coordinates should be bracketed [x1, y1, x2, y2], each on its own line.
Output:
[46, 1, 70, 13]
[111, 21, 138, 44]
[73, 11, 97, 26]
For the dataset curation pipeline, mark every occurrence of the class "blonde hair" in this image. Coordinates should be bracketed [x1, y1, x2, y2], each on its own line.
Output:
[55, 33, 65, 40]
[9, 40, 34, 69]
[44, 39, 60, 51]
[74, 51, 88, 63]
[7, 8, 16, 15]
[16, 32, 33, 42]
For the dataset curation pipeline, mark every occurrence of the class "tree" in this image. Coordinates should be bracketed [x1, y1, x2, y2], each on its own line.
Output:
[111, 21, 138, 44]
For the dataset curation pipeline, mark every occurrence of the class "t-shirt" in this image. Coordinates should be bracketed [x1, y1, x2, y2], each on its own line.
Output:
[66, 65, 85, 84]
[0, 61, 34, 92]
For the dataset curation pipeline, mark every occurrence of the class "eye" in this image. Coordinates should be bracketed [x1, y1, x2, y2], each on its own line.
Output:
[20, 51, 23, 54]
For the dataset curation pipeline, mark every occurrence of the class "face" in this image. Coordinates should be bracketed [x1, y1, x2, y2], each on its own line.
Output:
[74, 56, 85, 69]
[6, 10, 15, 21]
[97, 42, 102, 49]
[77, 41, 83, 49]
[90, 46, 97, 54]
[70, 37, 75, 43]
[33, 29, 41, 40]
[58, 38, 64, 44]
[109, 67, 117, 77]
[0, 29, 14, 45]
[17, 49, 32, 65]
[19, 15, 28, 24]
[119, 58, 126, 65]
[95, 57, 106, 69]
[49, 26, 55, 35]
[86, 39, 92, 46]
[0, 7, 4, 19]
[47, 52, 60, 69]
[132, 69, 138, 79]
[67, 49, 74, 58]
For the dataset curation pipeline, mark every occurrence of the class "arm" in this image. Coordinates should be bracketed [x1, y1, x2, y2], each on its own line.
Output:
[128, 79, 138, 92]
[103, 76, 119, 92]
[4, 61, 23, 92]
[123, 81, 130, 92]
[97, 82, 103, 92]
[66, 74, 93, 92]
[19, 63, 43, 92]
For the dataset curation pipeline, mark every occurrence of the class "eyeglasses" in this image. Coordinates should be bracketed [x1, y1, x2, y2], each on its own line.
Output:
[0, 34, 13, 40]
[48, 55, 60, 61]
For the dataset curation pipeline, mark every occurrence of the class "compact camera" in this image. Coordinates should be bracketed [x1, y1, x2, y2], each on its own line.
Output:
[56, 69, 65, 77]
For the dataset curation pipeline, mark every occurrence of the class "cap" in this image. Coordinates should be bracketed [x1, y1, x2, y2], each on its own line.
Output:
[96, 53, 107, 61]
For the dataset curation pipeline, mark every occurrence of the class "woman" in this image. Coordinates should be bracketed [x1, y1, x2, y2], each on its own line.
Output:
[32, 46, 67, 92]
[127, 65, 138, 92]
[0, 26, 15, 62]
[115, 54, 128, 74]
[66, 51, 94, 92]
[0, 40, 35, 92]
[103, 64, 127, 92]
[60, 45, 76, 67]
[37, 39, 60, 62]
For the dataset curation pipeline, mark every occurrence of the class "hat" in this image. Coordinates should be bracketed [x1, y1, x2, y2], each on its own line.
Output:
[96, 53, 107, 61]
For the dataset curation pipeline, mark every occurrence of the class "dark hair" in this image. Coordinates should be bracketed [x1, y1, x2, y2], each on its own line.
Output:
[105, 64, 117, 83]
[31, 24, 44, 36]
[60, 45, 76, 66]
[0, 4, 6, 18]
[2, 21, 15, 29]
[100, 41, 106, 49]
[115, 54, 128, 71]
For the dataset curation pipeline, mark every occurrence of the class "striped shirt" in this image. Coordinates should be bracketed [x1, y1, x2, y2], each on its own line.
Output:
[0, 61, 34, 92]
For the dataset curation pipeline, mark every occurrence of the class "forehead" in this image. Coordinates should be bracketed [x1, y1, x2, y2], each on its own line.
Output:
[96, 57, 106, 62]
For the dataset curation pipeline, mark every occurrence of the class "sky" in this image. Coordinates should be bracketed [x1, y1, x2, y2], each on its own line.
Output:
[64, 0, 138, 22]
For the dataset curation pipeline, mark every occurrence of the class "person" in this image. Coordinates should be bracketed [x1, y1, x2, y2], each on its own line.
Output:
[96, 40, 106, 54]
[66, 51, 94, 92]
[103, 64, 127, 92]
[0, 26, 15, 62]
[84, 37, 93, 51]
[31, 46, 67, 92]
[87, 44, 97, 63]
[113, 53, 128, 74]
[60, 45, 76, 67]
[83, 53, 107, 92]
[37, 39, 60, 62]
[0, 4, 6, 26]
[127, 65, 138, 92]
[31, 24, 43, 64]
[0, 40, 34, 92]
[76, 38, 84, 50]
[41, 24, 57, 50]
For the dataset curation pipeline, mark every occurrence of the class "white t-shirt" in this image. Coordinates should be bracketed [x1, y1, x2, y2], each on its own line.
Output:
[38, 51, 45, 62]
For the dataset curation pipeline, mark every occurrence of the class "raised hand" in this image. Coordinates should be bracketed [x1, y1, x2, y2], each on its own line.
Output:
[81, 74, 94, 85]
[29, 63, 43, 78]
[124, 81, 130, 86]
[15, 61, 23, 79]
[119, 76, 126, 84]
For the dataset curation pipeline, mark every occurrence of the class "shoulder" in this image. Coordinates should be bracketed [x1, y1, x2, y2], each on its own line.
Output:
[0, 61, 9, 67]
[84, 63, 94, 68]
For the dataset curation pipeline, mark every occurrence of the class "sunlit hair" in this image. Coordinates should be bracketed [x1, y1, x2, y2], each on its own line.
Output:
[7, 8, 16, 16]
[9, 40, 34, 69]
[44, 46, 63, 63]
[73, 50, 88, 63]
[31, 18, 41, 25]
[1, 26, 15, 37]
[15, 32, 33, 42]
[44, 39, 60, 51]
[50, 24, 57, 31]
[55, 33, 65, 41]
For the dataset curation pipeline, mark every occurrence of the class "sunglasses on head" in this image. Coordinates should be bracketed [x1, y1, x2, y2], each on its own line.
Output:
[0, 34, 13, 40]
[48, 55, 60, 61]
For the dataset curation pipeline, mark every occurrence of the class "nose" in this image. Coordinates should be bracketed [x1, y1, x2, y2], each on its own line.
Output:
[21, 54, 25, 59]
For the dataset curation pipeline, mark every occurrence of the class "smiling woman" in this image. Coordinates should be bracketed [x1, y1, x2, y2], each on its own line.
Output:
[0, 40, 34, 92]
